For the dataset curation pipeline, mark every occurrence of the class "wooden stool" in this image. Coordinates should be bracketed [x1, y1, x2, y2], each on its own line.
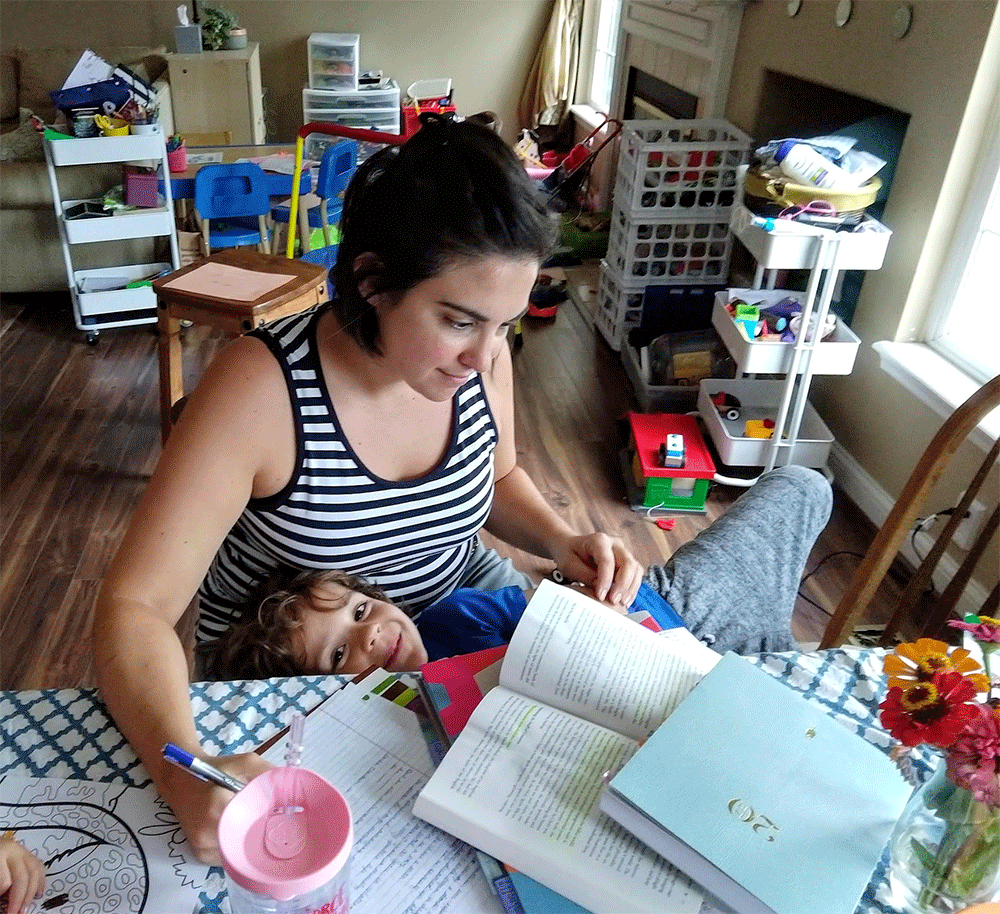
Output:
[152, 248, 328, 444]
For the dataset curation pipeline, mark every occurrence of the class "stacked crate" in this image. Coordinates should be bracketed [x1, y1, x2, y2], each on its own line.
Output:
[595, 120, 753, 352]
[303, 33, 401, 134]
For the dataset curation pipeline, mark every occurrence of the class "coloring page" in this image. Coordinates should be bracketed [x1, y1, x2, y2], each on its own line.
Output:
[1, 776, 213, 913]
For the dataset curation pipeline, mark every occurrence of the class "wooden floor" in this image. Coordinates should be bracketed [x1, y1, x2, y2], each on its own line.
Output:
[1, 273, 898, 690]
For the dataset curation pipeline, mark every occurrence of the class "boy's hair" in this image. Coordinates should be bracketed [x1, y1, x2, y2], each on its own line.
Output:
[210, 567, 403, 680]
[331, 113, 558, 354]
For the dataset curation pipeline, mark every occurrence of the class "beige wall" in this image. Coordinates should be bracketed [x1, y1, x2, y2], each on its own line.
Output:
[726, 0, 998, 516]
[0, 0, 552, 145]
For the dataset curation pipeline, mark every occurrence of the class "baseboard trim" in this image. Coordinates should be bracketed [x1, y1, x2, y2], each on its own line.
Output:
[827, 441, 988, 620]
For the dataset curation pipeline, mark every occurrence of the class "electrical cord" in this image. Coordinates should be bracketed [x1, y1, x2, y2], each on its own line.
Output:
[796, 549, 865, 614]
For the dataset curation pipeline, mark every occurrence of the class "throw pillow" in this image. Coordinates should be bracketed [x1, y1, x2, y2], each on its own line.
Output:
[0, 108, 44, 162]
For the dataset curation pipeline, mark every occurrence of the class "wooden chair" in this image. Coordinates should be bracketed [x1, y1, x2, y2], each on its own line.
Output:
[183, 130, 234, 146]
[820, 374, 1000, 648]
[194, 162, 272, 254]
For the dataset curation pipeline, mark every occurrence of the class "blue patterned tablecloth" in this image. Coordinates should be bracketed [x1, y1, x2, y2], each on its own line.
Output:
[1, 651, 930, 914]
[1, 674, 347, 913]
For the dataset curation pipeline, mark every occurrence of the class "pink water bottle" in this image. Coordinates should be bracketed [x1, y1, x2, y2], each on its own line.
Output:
[218, 767, 353, 914]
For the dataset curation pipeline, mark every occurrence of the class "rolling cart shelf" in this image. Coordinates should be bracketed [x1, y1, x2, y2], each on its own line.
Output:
[700, 206, 891, 481]
[44, 128, 180, 342]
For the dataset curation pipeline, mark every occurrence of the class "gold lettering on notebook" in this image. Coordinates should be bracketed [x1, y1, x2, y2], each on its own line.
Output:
[727, 798, 780, 842]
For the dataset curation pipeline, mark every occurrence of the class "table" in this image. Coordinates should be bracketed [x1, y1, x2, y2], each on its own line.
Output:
[0, 650, 933, 914]
[152, 248, 329, 442]
[163, 143, 312, 200]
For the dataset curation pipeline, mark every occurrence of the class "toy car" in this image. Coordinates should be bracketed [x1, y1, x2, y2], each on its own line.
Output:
[710, 391, 742, 422]
[658, 433, 686, 468]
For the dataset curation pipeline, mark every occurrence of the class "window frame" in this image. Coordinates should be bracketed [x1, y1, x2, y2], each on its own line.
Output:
[577, 0, 622, 114]
[921, 89, 1000, 385]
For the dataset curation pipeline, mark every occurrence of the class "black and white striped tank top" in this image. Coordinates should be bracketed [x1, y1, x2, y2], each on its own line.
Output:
[196, 307, 498, 642]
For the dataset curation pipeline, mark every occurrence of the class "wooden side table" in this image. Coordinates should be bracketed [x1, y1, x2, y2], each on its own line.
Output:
[152, 248, 328, 444]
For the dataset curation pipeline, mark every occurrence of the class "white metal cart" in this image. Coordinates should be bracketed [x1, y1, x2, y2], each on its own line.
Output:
[698, 206, 892, 485]
[43, 128, 180, 343]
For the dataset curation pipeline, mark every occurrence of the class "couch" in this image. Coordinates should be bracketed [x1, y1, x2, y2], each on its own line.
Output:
[0, 45, 175, 294]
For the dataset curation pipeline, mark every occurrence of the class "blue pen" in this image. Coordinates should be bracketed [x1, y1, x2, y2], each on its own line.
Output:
[162, 743, 247, 793]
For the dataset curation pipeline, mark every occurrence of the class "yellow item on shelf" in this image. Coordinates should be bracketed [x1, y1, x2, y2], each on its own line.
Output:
[744, 419, 775, 439]
[95, 115, 129, 137]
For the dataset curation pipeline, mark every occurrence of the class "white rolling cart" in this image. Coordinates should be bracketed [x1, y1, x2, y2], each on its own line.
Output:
[43, 128, 180, 344]
[699, 205, 891, 485]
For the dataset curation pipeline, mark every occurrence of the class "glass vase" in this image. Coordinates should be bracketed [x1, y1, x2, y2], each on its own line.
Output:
[887, 760, 1000, 913]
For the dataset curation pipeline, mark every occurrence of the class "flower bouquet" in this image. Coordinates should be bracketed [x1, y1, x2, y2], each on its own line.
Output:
[879, 614, 1000, 912]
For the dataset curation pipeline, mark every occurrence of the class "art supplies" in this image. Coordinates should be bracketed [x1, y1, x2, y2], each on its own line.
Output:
[162, 743, 248, 793]
[0, 776, 210, 911]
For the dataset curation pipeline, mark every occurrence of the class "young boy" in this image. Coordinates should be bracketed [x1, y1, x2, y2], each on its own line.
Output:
[209, 568, 685, 679]
[208, 466, 833, 679]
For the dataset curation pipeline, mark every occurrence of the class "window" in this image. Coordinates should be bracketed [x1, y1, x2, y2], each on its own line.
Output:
[587, 0, 622, 113]
[923, 94, 1000, 385]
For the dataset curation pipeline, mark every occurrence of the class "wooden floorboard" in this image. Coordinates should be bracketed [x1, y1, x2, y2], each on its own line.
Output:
[0, 275, 898, 690]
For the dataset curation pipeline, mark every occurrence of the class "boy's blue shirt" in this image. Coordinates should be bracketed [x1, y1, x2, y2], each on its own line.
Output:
[416, 583, 684, 662]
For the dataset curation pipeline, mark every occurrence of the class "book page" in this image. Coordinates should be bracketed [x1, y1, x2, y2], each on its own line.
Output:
[264, 676, 502, 914]
[413, 686, 704, 914]
[500, 580, 719, 741]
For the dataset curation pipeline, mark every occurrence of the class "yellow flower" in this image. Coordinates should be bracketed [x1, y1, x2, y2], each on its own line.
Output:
[884, 638, 989, 692]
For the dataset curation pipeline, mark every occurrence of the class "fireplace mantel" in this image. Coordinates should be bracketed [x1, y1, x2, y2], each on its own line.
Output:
[611, 0, 744, 120]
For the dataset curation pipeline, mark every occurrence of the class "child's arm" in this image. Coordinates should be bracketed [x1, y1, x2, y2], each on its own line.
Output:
[0, 831, 45, 914]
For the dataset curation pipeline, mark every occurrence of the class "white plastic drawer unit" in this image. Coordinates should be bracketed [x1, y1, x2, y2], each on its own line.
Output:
[308, 33, 360, 91]
[303, 108, 401, 130]
[302, 79, 400, 112]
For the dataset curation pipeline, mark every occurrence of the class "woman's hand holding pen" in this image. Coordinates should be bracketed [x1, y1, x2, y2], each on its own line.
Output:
[158, 751, 273, 864]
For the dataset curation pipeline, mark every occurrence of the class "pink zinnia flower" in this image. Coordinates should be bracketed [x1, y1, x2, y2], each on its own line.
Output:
[946, 704, 1000, 807]
[949, 615, 1000, 644]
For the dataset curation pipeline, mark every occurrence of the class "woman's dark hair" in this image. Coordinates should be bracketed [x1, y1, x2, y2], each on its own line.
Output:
[331, 113, 558, 353]
[210, 566, 406, 679]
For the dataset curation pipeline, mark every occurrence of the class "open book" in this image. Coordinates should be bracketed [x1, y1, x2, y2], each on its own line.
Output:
[412, 579, 720, 914]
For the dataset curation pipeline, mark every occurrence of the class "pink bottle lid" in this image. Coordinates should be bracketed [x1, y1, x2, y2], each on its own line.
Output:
[219, 767, 353, 901]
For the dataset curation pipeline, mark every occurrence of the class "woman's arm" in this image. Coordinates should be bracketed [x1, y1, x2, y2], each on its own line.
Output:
[482, 343, 643, 607]
[93, 336, 289, 862]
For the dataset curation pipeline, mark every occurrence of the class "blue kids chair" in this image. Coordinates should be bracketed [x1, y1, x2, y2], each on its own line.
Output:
[270, 139, 358, 255]
[193, 162, 272, 253]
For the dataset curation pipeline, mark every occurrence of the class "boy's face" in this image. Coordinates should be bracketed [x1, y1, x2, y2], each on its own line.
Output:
[294, 580, 428, 674]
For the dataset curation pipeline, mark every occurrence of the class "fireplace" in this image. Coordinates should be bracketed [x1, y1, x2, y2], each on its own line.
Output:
[736, 69, 911, 324]
[623, 67, 697, 122]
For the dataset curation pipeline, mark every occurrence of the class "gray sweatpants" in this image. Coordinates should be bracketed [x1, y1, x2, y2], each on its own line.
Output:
[644, 465, 832, 655]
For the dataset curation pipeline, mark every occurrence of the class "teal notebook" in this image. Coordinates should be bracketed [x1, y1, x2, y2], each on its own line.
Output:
[600, 653, 912, 914]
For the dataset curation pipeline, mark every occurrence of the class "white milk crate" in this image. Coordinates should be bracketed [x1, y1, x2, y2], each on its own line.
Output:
[614, 119, 752, 219]
[595, 260, 646, 351]
[606, 205, 734, 285]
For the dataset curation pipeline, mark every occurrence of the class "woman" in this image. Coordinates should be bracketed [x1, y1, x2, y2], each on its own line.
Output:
[94, 115, 643, 863]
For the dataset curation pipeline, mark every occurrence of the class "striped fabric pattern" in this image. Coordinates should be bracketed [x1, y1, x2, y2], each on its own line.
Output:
[196, 308, 498, 642]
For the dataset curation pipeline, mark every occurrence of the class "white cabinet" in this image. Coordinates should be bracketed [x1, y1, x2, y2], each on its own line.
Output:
[698, 205, 890, 481]
[43, 129, 180, 343]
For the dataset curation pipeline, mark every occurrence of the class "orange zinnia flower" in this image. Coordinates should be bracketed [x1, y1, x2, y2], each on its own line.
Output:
[883, 637, 989, 692]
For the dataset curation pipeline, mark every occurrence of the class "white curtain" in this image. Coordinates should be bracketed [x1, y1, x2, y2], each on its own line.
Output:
[519, 0, 583, 130]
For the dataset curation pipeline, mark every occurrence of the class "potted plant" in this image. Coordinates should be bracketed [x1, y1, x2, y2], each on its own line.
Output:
[200, 7, 246, 51]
